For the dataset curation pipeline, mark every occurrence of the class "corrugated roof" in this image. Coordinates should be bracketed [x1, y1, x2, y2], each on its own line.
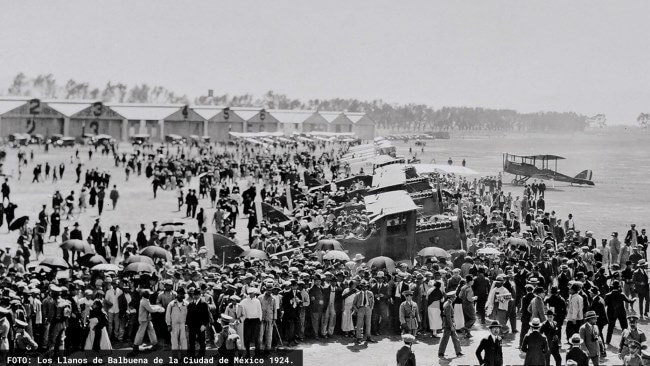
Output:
[318, 111, 342, 123]
[231, 108, 262, 121]
[47, 102, 92, 117]
[269, 110, 315, 124]
[192, 106, 228, 120]
[0, 100, 27, 115]
[107, 104, 179, 120]
[345, 113, 365, 123]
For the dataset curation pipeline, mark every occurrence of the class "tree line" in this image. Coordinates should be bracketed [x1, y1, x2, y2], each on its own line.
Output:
[1, 73, 610, 131]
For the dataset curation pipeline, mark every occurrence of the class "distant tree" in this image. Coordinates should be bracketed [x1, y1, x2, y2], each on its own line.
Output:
[638, 113, 650, 128]
[587, 114, 607, 128]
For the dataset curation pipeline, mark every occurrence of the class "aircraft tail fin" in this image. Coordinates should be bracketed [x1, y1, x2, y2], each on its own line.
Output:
[575, 169, 593, 181]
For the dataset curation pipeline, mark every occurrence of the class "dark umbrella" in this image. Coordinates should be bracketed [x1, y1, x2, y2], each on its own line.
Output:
[314, 239, 343, 251]
[124, 255, 155, 265]
[77, 253, 107, 267]
[417, 247, 451, 258]
[140, 246, 173, 262]
[39, 256, 69, 270]
[61, 239, 94, 254]
[160, 219, 186, 226]
[124, 262, 155, 273]
[9, 216, 29, 231]
[367, 256, 397, 273]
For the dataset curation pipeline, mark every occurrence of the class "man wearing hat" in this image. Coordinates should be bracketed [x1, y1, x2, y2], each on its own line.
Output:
[566, 333, 589, 366]
[14, 318, 38, 355]
[398, 290, 419, 336]
[605, 280, 636, 345]
[632, 259, 650, 318]
[438, 291, 462, 358]
[396, 333, 416, 366]
[165, 290, 188, 357]
[240, 287, 262, 357]
[619, 312, 646, 360]
[475, 321, 503, 366]
[522, 318, 548, 365]
[623, 339, 643, 366]
[371, 271, 391, 335]
[566, 284, 584, 341]
[215, 314, 241, 360]
[541, 310, 561, 366]
[579, 311, 601, 366]
[352, 280, 375, 344]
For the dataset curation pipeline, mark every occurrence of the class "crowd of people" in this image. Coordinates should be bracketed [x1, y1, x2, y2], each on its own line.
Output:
[0, 137, 646, 366]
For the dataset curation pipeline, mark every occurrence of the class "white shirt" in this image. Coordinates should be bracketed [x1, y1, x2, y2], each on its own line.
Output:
[239, 297, 262, 320]
[104, 287, 123, 314]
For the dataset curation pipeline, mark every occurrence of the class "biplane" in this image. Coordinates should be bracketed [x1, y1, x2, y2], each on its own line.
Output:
[502, 153, 594, 186]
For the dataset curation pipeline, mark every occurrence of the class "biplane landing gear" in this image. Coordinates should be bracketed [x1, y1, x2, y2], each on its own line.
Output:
[511, 176, 529, 186]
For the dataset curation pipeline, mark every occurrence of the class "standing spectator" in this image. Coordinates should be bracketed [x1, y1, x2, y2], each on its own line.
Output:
[1, 179, 10, 204]
[109, 185, 119, 210]
[186, 287, 210, 357]
[240, 288, 262, 357]
[166, 291, 188, 358]
[97, 186, 106, 215]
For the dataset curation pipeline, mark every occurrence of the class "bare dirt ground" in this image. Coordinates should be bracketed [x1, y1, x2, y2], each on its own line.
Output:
[0, 129, 648, 365]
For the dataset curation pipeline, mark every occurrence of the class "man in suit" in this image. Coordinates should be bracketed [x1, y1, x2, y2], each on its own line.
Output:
[530, 287, 547, 322]
[352, 280, 375, 344]
[626, 224, 640, 246]
[541, 310, 562, 366]
[567, 333, 590, 366]
[371, 272, 391, 335]
[583, 231, 597, 250]
[579, 311, 601, 366]
[476, 321, 503, 366]
[136, 224, 147, 249]
[186, 287, 211, 357]
[519, 284, 535, 348]
[281, 280, 301, 345]
[522, 318, 549, 365]
[633, 260, 650, 317]
[472, 268, 491, 324]
[308, 275, 325, 338]
[514, 261, 530, 312]
[438, 291, 463, 358]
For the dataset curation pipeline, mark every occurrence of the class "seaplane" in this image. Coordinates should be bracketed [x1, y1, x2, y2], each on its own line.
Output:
[502, 153, 594, 186]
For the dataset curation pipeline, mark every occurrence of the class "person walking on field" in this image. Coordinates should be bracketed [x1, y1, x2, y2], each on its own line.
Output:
[438, 291, 463, 358]
[109, 185, 119, 210]
[97, 186, 106, 215]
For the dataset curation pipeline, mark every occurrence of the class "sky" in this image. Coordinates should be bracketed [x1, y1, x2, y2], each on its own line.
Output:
[0, 0, 648, 124]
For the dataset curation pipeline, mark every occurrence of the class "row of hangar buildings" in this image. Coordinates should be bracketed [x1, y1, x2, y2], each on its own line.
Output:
[0, 97, 376, 142]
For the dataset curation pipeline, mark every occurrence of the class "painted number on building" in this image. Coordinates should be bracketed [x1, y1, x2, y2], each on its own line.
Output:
[29, 98, 41, 115]
[92, 102, 103, 117]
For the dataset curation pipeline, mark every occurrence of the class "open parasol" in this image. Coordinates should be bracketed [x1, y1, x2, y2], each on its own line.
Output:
[322, 250, 350, 261]
[124, 262, 155, 273]
[39, 257, 69, 270]
[124, 255, 155, 266]
[91, 264, 121, 272]
[160, 219, 186, 226]
[9, 216, 29, 231]
[61, 239, 95, 254]
[77, 253, 107, 267]
[417, 247, 451, 258]
[476, 247, 502, 255]
[241, 249, 268, 261]
[314, 239, 343, 251]
[367, 256, 397, 273]
[140, 246, 173, 262]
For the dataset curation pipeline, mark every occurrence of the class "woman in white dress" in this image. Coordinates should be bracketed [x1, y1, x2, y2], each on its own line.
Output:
[427, 281, 444, 337]
[84, 300, 112, 351]
[341, 281, 358, 337]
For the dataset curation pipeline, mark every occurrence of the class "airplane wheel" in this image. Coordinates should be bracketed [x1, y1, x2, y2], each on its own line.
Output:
[511, 179, 520, 186]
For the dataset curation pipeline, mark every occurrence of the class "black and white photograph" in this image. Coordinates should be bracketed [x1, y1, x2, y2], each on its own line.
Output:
[0, 1, 649, 365]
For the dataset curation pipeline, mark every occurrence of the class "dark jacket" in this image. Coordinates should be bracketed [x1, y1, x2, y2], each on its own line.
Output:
[566, 347, 589, 366]
[396, 345, 416, 366]
[186, 299, 211, 330]
[521, 331, 548, 366]
[476, 335, 503, 366]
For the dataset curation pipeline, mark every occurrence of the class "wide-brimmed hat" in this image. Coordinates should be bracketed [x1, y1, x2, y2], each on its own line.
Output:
[569, 334, 582, 345]
[403, 290, 413, 296]
[401, 333, 416, 344]
[487, 320, 501, 329]
[352, 254, 365, 261]
[584, 311, 597, 320]
[638, 260, 648, 268]
[627, 312, 640, 320]
[545, 309, 555, 316]
[220, 314, 233, 324]
[529, 318, 542, 328]
[445, 291, 456, 298]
